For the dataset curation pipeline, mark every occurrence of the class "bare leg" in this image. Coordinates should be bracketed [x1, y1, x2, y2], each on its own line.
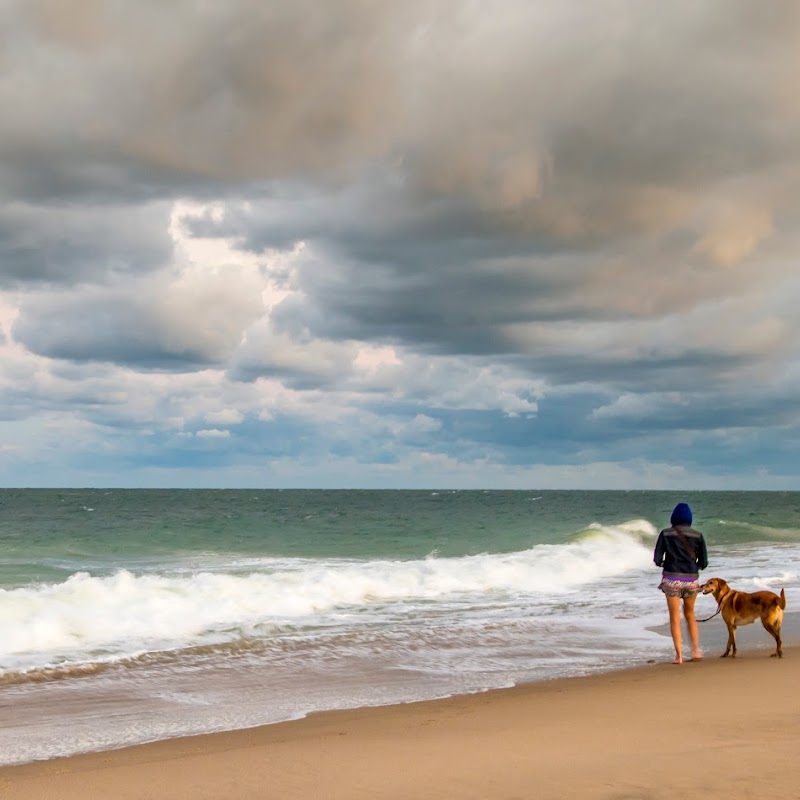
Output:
[683, 593, 702, 660]
[666, 594, 683, 663]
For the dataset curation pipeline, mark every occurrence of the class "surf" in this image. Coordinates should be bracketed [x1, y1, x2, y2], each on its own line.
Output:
[0, 526, 654, 673]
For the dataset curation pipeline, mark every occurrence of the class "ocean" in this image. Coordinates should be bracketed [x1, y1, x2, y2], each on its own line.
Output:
[1, 489, 799, 766]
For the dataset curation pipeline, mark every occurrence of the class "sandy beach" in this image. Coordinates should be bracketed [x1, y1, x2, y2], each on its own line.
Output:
[2, 642, 797, 800]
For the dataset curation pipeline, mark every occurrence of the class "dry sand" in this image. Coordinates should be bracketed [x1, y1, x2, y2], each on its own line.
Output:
[2, 645, 797, 800]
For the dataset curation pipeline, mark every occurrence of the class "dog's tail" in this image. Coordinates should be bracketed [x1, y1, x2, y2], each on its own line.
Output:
[779, 588, 786, 610]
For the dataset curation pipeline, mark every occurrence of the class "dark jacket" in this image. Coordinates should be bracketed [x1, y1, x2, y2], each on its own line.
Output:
[653, 525, 708, 578]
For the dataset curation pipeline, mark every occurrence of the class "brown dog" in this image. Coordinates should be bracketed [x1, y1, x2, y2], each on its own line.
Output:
[700, 577, 786, 658]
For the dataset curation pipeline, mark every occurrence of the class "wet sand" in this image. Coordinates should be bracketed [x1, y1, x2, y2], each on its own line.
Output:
[1, 641, 797, 800]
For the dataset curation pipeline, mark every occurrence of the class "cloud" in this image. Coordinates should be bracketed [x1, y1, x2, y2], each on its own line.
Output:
[195, 428, 230, 439]
[693, 203, 774, 268]
[12, 260, 267, 368]
[205, 409, 244, 426]
[0, 201, 173, 286]
[1, 0, 422, 200]
[1, 1, 799, 487]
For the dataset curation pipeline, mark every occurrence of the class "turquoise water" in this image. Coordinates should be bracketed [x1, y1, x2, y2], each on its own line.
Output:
[3, 489, 798, 585]
[1, 489, 799, 764]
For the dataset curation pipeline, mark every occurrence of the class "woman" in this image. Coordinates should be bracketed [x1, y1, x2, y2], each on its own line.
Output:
[653, 502, 708, 664]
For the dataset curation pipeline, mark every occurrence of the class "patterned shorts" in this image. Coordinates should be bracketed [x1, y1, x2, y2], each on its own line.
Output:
[659, 577, 701, 598]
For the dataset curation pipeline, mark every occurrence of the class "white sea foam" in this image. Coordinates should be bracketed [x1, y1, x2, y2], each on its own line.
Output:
[3, 516, 800, 767]
[0, 524, 654, 671]
[4, 520, 797, 682]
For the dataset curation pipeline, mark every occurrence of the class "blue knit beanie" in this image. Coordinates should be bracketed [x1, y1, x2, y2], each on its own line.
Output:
[670, 502, 692, 526]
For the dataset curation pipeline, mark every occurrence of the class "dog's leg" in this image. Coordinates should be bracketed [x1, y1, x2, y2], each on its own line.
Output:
[722, 622, 738, 658]
[763, 620, 783, 658]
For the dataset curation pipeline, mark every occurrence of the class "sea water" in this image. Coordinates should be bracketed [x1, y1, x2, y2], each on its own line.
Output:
[1, 489, 798, 765]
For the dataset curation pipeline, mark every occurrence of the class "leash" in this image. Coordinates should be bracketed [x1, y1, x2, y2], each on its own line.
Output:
[697, 602, 721, 623]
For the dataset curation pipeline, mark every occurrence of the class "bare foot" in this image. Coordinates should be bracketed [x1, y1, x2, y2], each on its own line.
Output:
[690, 652, 703, 661]
[672, 657, 683, 665]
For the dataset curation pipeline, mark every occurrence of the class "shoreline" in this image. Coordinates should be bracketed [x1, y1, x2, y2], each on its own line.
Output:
[4, 605, 795, 768]
[3, 643, 799, 799]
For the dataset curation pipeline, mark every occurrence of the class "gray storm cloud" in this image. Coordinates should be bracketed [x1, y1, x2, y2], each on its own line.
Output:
[14, 269, 266, 366]
[0, 201, 172, 285]
[4, 0, 799, 381]
[2, 0, 798, 210]
[2, 0, 800, 489]
[1, 0, 419, 195]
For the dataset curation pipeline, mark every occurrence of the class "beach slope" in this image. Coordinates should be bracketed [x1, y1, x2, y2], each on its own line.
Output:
[2, 646, 798, 800]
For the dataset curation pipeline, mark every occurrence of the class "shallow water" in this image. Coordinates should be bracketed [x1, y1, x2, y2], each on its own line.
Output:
[2, 489, 798, 764]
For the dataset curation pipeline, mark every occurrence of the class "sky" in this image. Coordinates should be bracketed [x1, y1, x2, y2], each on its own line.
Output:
[1, 0, 799, 490]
